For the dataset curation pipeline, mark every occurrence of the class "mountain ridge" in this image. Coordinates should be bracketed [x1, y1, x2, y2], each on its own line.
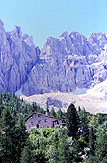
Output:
[22, 29, 107, 96]
[0, 19, 107, 98]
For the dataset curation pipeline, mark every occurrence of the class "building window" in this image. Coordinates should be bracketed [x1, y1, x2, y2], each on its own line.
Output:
[31, 122, 33, 125]
[38, 114, 41, 117]
[38, 120, 41, 124]
[36, 123, 39, 128]
[45, 119, 47, 122]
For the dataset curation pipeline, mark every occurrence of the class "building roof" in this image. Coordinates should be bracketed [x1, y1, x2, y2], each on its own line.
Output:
[25, 112, 62, 122]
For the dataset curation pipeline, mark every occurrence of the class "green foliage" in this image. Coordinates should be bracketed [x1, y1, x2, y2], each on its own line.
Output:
[95, 122, 107, 161]
[0, 93, 107, 163]
[31, 102, 45, 114]
[0, 108, 16, 162]
[29, 127, 74, 163]
[66, 103, 80, 138]
[46, 101, 49, 115]
[89, 126, 96, 155]
[0, 92, 45, 121]
[57, 108, 63, 119]
[50, 107, 57, 117]
[78, 108, 89, 142]
[0, 93, 34, 163]
[20, 145, 34, 163]
[58, 127, 73, 163]
[96, 114, 104, 125]
[0, 107, 29, 163]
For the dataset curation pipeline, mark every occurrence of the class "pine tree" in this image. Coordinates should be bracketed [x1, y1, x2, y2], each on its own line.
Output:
[46, 101, 50, 116]
[0, 107, 17, 162]
[57, 108, 63, 119]
[15, 116, 29, 161]
[81, 109, 89, 142]
[66, 104, 80, 138]
[50, 107, 56, 117]
[31, 102, 38, 112]
[96, 114, 104, 125]
[89, 126, 96, 155]
[0, 93, 2, 105]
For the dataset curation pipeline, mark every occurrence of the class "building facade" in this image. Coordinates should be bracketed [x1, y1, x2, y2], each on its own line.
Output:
[25, 112, 62, 130]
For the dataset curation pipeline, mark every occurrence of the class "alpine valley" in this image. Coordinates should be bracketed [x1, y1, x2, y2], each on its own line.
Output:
[0, 19, 107, 114]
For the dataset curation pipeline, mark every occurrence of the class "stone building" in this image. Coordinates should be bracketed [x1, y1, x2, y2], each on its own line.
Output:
[25, 112, 62, 130]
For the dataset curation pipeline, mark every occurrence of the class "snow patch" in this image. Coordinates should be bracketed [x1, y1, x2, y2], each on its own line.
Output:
[72, 87, 88, 95]
[15, 85, 24, 96]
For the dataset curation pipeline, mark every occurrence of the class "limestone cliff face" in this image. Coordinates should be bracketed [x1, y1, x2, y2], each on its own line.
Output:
[22, 32, 107, 96]
[0, 19, 107, 96]
[0, 20, 40, 93]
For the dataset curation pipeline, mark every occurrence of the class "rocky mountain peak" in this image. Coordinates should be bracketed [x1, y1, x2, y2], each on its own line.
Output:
[13, 26, 22, 38]
[59, 31, 68, 38]
[87, 32, 107, 51]
[22, 30, 107, 96]
[0, 19, 4, 27]
[0, 19, 107, 97]
[0, 19, 40, 93]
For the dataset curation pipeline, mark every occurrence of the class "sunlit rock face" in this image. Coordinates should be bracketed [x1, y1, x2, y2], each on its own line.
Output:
[22, 32, 107, 96]
[0, 19, 107, 96]
[0, 19, 40, 93]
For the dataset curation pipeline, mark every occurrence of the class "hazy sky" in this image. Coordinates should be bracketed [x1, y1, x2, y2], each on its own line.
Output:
[0, 0, 107, 47]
